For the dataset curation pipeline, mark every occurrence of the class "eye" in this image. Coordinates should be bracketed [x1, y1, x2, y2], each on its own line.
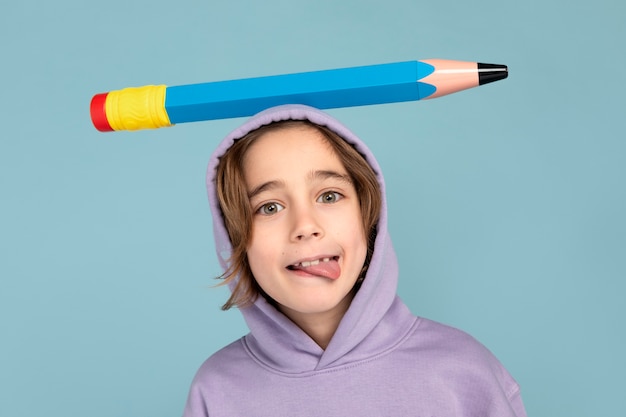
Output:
[257, 202, 284, 215]
[317, 191, 343, 204]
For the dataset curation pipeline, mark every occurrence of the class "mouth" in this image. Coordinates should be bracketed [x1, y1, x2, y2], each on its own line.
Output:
[286, 256, 341, 280]
[287, 256, 339, 269]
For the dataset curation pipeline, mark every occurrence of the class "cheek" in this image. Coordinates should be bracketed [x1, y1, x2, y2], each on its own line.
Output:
[246, 224, 277, 273]
[355, 223, 369, 264]
[246, 246, 266, 290]
[355, 232, 368, 263]
[246, 235, 264, 269]
[336, 215, 367, 263]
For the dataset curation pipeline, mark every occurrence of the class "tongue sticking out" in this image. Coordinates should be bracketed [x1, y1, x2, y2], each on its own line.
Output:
[290, 258, 341, 280]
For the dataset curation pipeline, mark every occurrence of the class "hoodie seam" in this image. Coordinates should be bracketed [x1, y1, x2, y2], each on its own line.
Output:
[241, 316, 422, 378]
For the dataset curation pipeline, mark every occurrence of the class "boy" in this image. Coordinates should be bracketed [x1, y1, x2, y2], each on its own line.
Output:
[183, 105, 526, 416]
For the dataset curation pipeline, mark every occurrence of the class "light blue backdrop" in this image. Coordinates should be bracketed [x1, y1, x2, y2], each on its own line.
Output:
[1, 1, 624, 416]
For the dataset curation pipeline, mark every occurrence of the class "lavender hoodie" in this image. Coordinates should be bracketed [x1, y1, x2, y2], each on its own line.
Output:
[183, 105, 526, 417]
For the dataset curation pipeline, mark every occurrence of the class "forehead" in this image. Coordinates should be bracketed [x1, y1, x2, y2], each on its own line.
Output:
[243, 125, 340, 168]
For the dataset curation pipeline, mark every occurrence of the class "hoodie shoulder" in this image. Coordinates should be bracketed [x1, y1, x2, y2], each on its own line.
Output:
[190, 337, 251, 383]
[183, 338, 254, 417]
[407, 317, 523, 405]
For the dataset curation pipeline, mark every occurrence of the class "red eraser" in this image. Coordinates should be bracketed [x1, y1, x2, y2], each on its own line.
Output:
[90, 93, 113, 132]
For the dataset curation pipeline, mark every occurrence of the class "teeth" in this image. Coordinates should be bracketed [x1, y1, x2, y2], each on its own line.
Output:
[295, 257, 332, 267]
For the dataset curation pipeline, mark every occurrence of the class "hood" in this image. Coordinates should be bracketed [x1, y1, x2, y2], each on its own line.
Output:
[206, 105, 414, 373]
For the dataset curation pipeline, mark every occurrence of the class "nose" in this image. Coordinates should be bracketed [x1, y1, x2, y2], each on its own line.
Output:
[290, 203, 324, 242]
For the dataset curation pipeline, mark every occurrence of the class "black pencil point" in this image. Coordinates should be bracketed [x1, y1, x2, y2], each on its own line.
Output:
[477, 63, 508, 85]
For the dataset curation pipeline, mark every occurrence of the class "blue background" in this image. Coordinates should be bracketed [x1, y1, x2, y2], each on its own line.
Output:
[1, 1, 624, 416]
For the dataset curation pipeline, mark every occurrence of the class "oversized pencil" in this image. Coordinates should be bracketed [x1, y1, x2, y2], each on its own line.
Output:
[90, 59, 508, 132]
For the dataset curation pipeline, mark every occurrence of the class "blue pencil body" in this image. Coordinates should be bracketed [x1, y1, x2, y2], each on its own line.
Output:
[165, 61, 436, 123]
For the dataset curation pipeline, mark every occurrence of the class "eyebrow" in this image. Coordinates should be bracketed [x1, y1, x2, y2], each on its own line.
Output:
[247, 180, 285, 200]
[247, 170, 352, 200]
[309, 170, 352, 185]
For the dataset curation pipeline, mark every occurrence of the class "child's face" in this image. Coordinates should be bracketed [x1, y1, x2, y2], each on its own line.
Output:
[243, 126, 367, 322]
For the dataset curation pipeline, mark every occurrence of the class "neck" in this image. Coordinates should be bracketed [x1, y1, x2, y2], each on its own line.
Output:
[279, 293, 353, 350]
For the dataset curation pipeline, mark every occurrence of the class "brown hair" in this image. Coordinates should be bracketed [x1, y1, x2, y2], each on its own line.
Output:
[215, 120, 381, 310]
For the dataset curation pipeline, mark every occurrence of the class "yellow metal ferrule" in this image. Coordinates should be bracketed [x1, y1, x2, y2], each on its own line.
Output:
[105, 85, 172, 131]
